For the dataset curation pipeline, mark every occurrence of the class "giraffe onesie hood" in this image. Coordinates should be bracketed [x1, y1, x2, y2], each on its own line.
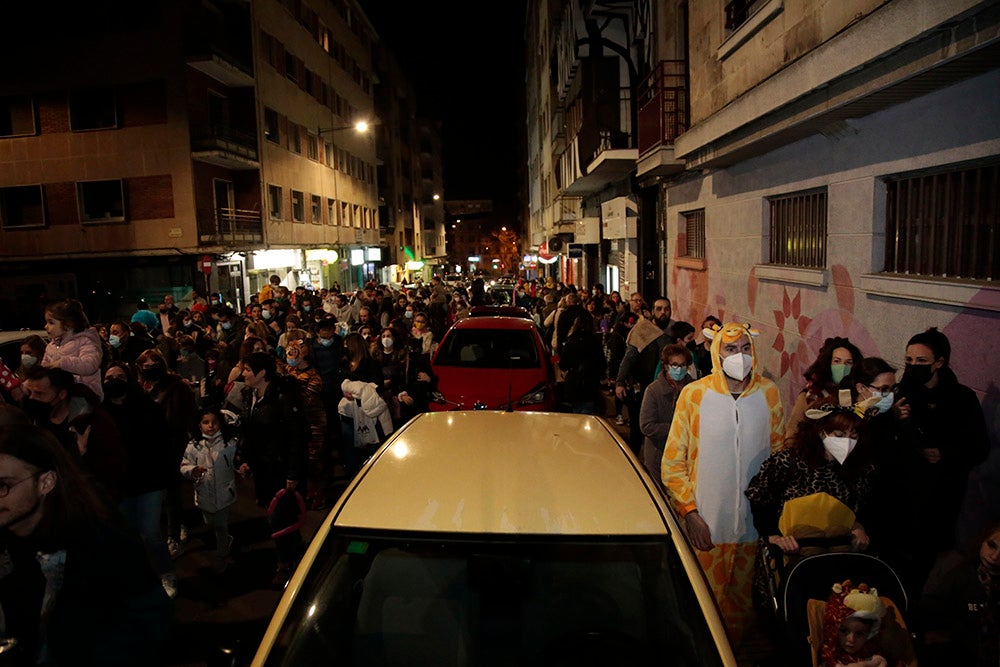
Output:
[661, 321, 784, 643]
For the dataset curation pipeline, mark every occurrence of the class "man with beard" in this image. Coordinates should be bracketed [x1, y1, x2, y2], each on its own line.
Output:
[614, 296, 676, 455]
[0, 423, 172, 665]
[21, 366, 126, 505]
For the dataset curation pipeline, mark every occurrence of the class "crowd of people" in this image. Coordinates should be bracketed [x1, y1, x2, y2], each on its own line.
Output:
[0, 274, 995, 665]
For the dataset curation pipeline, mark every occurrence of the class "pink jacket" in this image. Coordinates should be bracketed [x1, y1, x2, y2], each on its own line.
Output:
[42, 327, 105, 401]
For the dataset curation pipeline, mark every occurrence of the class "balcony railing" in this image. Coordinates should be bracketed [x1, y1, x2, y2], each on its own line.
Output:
[191, 124, 259, 162]
[199, 207, 263, 244]
[637, 60, 688, 156]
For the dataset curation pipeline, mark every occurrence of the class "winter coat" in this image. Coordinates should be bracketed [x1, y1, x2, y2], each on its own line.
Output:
[42, 327, 105, 400]
[103, 390, 175, 497]
[239, 377, 308, 505]
[180, 432, 238, 513]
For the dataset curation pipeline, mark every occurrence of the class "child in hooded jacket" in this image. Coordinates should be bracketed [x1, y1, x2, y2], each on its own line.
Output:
[180, 407, 239, 571]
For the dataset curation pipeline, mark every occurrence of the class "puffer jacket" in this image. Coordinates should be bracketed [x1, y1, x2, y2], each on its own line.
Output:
[42, 327, 105, 400]
[180, 431, 238, 513]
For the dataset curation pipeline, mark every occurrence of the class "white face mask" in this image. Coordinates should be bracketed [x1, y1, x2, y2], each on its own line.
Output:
[822, 435, 858, 464]
[721, 352, 753, 380]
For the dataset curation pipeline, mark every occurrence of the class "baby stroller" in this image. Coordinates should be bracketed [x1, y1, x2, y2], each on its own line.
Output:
[758, 494, 915, 665]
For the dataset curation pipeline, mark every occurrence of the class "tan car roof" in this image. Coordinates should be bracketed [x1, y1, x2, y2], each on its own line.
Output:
[333, 411, 670, 535]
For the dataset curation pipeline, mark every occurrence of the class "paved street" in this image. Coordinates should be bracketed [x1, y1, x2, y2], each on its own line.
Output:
[165, 475, 334, 667]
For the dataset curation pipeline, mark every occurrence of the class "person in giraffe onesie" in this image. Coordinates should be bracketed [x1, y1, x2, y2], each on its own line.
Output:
[661, 321, 783, 646]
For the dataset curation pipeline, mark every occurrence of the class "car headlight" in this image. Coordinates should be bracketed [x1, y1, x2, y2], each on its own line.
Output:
[516, 383, 549, 406]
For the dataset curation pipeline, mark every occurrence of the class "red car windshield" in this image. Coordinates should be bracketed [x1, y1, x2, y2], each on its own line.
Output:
[434, 329, 540, 369]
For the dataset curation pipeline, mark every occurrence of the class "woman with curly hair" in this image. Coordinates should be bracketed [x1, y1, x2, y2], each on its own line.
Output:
[784, 336, 865, 445]
[746, 396, 878, 610]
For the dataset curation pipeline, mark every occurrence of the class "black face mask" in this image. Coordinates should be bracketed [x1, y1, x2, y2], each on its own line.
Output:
[22, 398, 52, 423]
[900, 363, 935, 389]
[140, 363, 166, 383]
[103, 378, 129, 400]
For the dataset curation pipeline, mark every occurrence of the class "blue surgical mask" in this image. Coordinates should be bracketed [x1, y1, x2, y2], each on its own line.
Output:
[830, 363, 849, 384]
[286, 358, 301, 367]
[20, 354, 38, 368]
[317, 337, 334, 348]
[183, 320, 193, 328]
[668, 366, 687, 381]
[404, 311, 413, 319]
[221, 321, 233, 330]
[871, 390, 894, 415]
[109, 334, 122, 348]
[262, 310, 272, 320]
[304, 305, 312, 312]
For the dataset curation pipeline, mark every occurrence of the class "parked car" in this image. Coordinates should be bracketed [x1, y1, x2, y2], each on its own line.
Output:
[251, 411, 737, 666]
[487, 282, 519, 306]
[428, 315, 554, 411]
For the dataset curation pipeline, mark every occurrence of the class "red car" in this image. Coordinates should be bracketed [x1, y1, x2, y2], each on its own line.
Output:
[429, 315, 555, 411]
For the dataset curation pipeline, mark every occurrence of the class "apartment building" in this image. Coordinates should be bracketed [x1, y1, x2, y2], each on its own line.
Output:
[525, 0, 998, 426]
[371, 45, 447, 286]
[0, 0, 382, 327]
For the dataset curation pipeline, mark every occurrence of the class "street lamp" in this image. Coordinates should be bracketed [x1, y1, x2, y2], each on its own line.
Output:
[317, 120, 371, 135]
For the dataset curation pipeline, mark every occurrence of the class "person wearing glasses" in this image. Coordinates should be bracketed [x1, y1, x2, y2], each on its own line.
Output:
[638, 343, 694, 483]
[0, 423, 172, 664]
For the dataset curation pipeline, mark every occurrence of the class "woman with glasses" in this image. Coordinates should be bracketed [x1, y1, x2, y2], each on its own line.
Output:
[638, 343, 694, 483]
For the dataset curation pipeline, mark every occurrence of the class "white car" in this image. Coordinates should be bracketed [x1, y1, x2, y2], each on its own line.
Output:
[252, 411, 736, 666]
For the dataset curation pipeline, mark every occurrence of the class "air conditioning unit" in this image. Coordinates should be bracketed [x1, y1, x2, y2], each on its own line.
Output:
[548, 236, 564, 252]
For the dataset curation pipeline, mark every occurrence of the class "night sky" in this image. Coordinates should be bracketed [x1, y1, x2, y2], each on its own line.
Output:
[359, 2, 527, 209]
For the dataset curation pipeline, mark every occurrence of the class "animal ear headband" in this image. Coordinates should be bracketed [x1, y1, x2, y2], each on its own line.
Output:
[806, 389, 882, 420]
[702, 322, 760, 341]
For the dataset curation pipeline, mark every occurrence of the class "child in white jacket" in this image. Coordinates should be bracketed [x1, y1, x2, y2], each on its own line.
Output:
[181, 407, 239, 572]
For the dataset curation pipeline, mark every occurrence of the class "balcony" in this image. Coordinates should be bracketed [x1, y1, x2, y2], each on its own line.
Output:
[636, 60, 688, 179]
[191, 125, 259, 169]
[551, 105, 566, 153]
[199, 208, 263, 246]
[184, 4, 254, 87]
[553, 194, 583, 234]
[562, 86, 638, 195]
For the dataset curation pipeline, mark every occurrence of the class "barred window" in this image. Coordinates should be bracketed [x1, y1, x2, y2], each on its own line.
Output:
[291, 190, 305, 222]
[768, 189, 827, 269]
[885, 162, 998, 281]
[680, 209, 705, 259]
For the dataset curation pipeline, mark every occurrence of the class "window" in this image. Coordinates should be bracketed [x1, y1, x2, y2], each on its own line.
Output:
[311, 194, 321, 224]
[725, 0, 766, 30]
[885, 161, 998, 281]
[680, 209, 705, 259]
[77, 180, 125, 223]
[291, 190, 304, 222]
[767, 189, 827, 269]
[289, 124, 301, 154]
[0, 96, 35, 137]
[69, 88, 117, 131]
[327, 198, 336, 225]
[268, 184, 283, 219]
[307, 134, 318, 161]
[324, 141, 334, 167]
[284, 50, 298, 83]
[0, 185, 45, 229]
[264, 108, 279, 144]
